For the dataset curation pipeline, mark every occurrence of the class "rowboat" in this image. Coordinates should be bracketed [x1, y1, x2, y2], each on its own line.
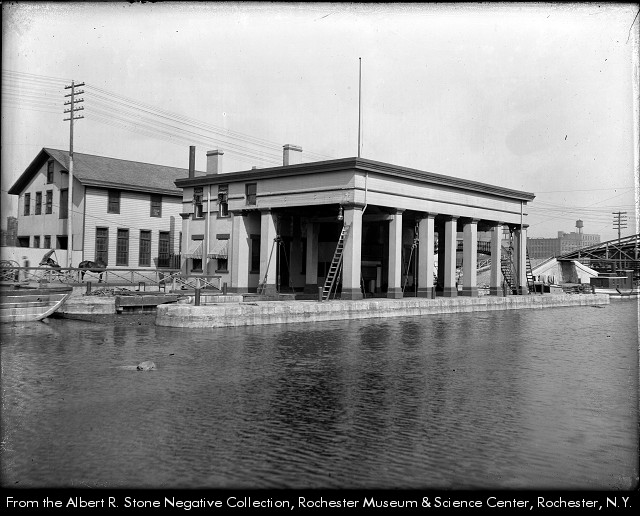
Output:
[0, 284, 73, 323]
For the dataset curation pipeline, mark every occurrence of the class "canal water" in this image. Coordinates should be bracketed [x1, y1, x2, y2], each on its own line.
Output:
[1, 301, 637, 490]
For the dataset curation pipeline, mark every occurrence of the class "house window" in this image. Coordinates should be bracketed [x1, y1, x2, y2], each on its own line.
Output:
[17, 236, 30, 247]
[246, 183, 257, 206]
[45, 191, 53, 214]
[250, 235, 260, 273]
[35, 192, 42, 215]
[57, 235, 68, 250]
[216, 257, 228, 273]
[95, 227, 109, 265]
[139, 230, 151, 267]
[218, 185, 229, 217]
[193, 188, 203, 219]
[33, 236, 40, 248]
[158, 231, 170, 268]
[213, 236, 229, 273]
[150, 194, 162, 218]
[47, 161, 54, 183]
[24, 193, 31, 216]
[108, 190, 120, 214]
[59, 189, 68, 219]
[44, 235, 51, 249]
[116, 229, 129, 266]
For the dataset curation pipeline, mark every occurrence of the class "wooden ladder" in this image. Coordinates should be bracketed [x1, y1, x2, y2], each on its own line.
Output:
[257, 237, 278, 295]
[526, 248, 537, 294]
[321, 225, 350, 301]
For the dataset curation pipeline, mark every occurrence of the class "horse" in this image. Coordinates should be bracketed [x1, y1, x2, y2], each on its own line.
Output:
[78, 260, 107, 282]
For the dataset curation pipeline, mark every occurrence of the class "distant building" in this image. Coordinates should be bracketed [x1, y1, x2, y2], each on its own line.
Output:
[0, 216, 18, 247]
[528, 220, 600, 259]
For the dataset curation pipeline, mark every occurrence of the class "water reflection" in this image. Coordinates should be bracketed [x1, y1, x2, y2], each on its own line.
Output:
[1, 302, 637, 489]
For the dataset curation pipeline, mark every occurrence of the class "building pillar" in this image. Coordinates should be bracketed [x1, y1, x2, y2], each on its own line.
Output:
[489, 223, 503, 296]
[342, 205, 363, 300]
[387, 209, 404, 299]
[259, 209, 278, 295]
[437, 223, 445, 293]
[289, 218, 303, 290]
[461, 219, 479, 297]
[417, 213, 436, 298]
[442, 216, 458, 297]
[230, 212, 250, 293]
[304, 222, 319, 293]
[180, 213, 190, 276]
[515, 225, 528, 295]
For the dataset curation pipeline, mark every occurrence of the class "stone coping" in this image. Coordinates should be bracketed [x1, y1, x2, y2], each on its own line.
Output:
[155, 294, 610, 328]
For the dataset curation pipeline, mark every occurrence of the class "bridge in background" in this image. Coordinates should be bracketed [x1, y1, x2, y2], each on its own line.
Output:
[556, 234, 640, 276]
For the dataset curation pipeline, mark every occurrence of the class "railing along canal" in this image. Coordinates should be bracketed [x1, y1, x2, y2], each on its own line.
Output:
[0, 264, 222, 292]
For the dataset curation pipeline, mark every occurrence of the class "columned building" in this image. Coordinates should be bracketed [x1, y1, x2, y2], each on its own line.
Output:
[175, 146, 535, 299]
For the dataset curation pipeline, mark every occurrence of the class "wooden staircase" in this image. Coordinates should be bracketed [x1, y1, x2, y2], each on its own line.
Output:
[500, 244, 537, 295]
[500, 245, 517, 294]
[321, 225, 350, 301]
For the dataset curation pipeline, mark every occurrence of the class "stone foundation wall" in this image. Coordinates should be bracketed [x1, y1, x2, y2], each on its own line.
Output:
[155, 294, 610, 328]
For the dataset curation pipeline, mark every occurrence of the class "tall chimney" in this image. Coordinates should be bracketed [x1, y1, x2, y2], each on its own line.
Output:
[206, 150, 224, 174]
[283, 144, 302, 166]
[188, 146, 196, 178]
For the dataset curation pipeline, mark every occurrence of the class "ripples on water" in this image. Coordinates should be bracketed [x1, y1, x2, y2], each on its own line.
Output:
[1, 301, 638, 489]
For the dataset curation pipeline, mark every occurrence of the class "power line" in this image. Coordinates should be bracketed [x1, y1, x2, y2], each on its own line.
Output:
[2, 69, 337, 166]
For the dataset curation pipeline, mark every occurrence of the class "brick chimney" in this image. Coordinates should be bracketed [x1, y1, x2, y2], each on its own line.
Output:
[283, 144, 302, 166]
[206, 150, 224, 174]
[188, 146, 196, 178]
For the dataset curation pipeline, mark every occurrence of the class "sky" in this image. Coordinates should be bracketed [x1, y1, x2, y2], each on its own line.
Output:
[2, 2, 638, 241]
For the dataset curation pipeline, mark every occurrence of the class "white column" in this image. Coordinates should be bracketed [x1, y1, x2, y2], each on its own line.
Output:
[461, 219, 479, 297]
[342, 205, 363, 300]
[230, 212, 250, 293]
[490, 223, 503, 296]
[180, 213, 190, 275]
[387, 209, 404, 298]
[443, 216, 458, 297]
[417, 213, 436, 298]
[516, 225, 528, 294]
[305, 222, 319, 293]
[259, 209, 278, 295]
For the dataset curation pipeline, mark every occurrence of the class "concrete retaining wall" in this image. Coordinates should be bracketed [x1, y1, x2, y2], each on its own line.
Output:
[60, 297, 116, 315]
[155, 294, 610, 328]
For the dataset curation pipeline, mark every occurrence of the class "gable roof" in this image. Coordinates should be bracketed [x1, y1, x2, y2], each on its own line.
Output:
[8, 148, 203, 196]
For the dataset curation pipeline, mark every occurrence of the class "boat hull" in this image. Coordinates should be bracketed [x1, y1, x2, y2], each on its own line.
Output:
[0, 286, 73, 323]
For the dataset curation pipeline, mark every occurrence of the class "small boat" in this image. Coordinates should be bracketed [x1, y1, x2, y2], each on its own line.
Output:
[0, 284, 73, 323]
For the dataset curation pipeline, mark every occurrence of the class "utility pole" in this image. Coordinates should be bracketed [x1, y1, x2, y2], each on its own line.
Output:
[64, 80, 84, 268]
[612, 211, 628, 271]
[612, 211, 628, 241]
[358, 57, 362, 158]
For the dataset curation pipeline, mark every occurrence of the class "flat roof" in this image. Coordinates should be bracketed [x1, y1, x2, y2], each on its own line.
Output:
[175, 157, 535, 202]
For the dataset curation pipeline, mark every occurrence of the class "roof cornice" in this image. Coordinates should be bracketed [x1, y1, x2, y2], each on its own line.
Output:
[175, 157, 535, 202]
